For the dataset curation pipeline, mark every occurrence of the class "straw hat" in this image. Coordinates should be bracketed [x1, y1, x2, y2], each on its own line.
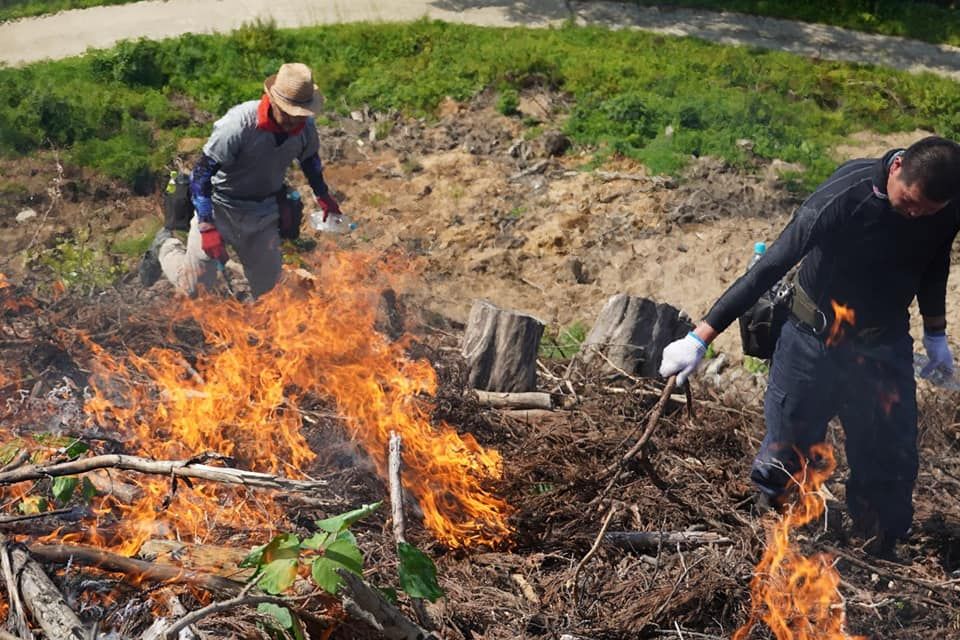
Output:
[264, 63, 323, 117]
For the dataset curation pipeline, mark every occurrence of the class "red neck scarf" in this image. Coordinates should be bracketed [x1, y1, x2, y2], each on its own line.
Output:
[256, 94, 305, 135]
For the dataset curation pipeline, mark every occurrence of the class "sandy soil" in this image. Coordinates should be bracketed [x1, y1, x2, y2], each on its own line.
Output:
[1, 93, 952, 363]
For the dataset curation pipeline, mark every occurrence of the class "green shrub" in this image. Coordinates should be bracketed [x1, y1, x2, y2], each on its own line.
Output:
[496, 88, 520, 116]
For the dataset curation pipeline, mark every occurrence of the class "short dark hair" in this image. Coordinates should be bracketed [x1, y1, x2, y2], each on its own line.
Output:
[899, 135, 960, 203]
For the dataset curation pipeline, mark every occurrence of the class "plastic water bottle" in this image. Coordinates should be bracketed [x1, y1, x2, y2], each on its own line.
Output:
[165, 170, 178, 194]
[309, 210, 358, 234]
[747, 241, 766, 270]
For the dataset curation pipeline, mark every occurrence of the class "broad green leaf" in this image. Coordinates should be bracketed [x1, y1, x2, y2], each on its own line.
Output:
[257, 602, 293, 628]
[397, 542, 444, 602]
[239, 543, 266, 569]
[255, 533, 301, 594]
[300, 530, 335, 551]
[310, 556, 341, 594]
[18, 495, 47, 514]
[310, 538, 363, 594]
[262, 533, 301, 562]
[64, 440, 89, 459]
[51, 476, 78, 505]
[303, 528, 357, 551]
[314, 501, 381, 534]
[80, 477, 98, 503]
[258, 558, 299, 594]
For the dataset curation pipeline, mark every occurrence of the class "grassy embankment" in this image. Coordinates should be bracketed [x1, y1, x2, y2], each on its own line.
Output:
[3, 19, 959, 195]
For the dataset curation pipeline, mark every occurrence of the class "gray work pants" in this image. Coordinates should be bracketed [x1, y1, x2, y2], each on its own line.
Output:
[158, 204, 282, 299]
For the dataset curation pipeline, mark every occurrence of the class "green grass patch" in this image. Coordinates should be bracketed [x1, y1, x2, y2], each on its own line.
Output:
[0, 0, 139, 22]
[539, 322, 588, 359]
[627, 1, 960, 47]
[2, 20, 960, 195]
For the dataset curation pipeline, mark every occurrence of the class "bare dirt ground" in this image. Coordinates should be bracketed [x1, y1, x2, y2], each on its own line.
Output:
[3, 91, 960, 639]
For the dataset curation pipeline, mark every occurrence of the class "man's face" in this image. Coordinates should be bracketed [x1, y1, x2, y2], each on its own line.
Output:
[887, 155, 948, 218]
[270, 102, 308, 132]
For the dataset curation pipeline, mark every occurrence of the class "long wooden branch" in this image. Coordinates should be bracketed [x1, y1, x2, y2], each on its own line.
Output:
[606, 375, 678, 475]
[387, 432, 434, 631]
[603, 530, 731, 552]
[473, 390, 554, 410]
[27, 543, 245, 596]
[0, 455, 327, 492]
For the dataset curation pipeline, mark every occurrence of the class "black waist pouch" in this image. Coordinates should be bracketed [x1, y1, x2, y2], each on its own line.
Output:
[739, 289, 790, 359]
[163, 172, 194, 232]
[277, 186, 304, 240]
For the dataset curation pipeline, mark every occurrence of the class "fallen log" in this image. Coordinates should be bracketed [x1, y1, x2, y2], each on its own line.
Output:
[139, 539, 254, 581]
[338, 569, 435, 640]
[462, 300, 545, 392]
[603, 531, 732, 552]
[2, 535, 86, 639]
[473, 390, 554, 410]
[0, 454, 327, 493]
[27, 543, 244, 596]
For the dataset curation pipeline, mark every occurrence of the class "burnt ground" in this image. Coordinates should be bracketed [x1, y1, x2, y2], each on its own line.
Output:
[2, 276, 960, 640]
[2, 89, 960, 639]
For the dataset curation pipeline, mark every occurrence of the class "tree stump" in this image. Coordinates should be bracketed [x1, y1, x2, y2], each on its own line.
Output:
[581, 294, 692, 379]
[462, 300, 545, 392]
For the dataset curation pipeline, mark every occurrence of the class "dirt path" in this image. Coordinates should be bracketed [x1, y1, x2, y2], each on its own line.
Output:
[3, 0, 960, 80]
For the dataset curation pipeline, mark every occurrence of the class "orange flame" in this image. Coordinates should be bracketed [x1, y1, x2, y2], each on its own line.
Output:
[733, 443, 864, 640]
[0, 273, 36, 314]
[78, 250, 512, 554]
[825, 301, 855, 347]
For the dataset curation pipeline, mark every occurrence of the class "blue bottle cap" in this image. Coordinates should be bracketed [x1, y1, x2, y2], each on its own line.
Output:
[754, 241, 766, 255]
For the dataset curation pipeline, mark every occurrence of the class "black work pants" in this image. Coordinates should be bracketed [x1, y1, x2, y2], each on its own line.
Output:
[750, 319, 918, 539]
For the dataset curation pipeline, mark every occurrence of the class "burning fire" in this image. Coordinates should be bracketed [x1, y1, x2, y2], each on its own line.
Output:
[733, 443, 864, 640]
[76, 250, 512, 553]
[0, 272, 36, 314]
[825, 301, 855, 347]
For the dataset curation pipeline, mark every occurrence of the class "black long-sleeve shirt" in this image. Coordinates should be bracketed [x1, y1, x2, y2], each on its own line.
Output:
[704, 149, 960, 342]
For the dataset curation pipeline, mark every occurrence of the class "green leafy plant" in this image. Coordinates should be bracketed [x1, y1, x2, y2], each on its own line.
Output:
[240, 501, 443, 636]
[496, 88, 520, 116]
[743, 355, 770, 374]
[539, 322, 588, 359]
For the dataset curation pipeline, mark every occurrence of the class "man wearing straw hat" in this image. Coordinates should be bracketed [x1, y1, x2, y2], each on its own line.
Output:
[139, 62, 344, 298]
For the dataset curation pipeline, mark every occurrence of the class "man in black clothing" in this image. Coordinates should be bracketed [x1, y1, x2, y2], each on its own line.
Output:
[659, 136, 960, 552]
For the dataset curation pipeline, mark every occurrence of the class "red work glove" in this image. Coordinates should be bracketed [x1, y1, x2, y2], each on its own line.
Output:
[200, 227, 227, 264]
[316, 192, 341, 223]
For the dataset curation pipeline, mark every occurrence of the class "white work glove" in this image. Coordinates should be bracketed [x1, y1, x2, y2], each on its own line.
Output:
[658, 332, 707, 385]
[921, 332, 955, 378]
